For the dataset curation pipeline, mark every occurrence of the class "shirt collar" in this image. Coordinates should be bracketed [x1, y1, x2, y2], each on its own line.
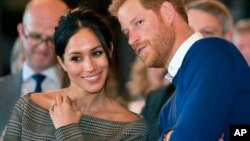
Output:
[165, 32, 203, 81]
[22, 61, 61, 84]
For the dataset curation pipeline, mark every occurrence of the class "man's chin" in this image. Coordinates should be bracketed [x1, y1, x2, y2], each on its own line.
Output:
[32, 62, 54, 70]
[143, 60, 154, 68]
[145, 60, 163, 68]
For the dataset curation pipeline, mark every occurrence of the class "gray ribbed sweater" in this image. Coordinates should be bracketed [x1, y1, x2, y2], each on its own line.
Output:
[4, 95, 148, 141]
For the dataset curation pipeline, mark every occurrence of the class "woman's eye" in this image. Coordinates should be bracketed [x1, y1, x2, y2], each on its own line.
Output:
[71, 56, 81, 62]
[92, 51, 103, 57]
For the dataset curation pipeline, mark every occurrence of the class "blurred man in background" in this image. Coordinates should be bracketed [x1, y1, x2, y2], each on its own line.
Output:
[186, 0, 233, 40]
[232, 19, 250, 66]
[0, 0, 68, 138]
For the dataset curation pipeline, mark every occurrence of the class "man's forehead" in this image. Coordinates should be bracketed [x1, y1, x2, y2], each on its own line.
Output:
[117, 0, 146, 24]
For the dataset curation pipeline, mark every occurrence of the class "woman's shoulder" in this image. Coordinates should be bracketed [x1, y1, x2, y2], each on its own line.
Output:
[29, 89, 65, 110]
[106, 107, 148, 136]
[108, 102, 144, 122]
[15, 94, 31, 108]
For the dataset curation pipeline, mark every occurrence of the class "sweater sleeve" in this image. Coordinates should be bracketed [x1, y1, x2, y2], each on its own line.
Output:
[3, 97, 27, 141]
[167, 39, 250, 141]
[121, 118, 148, 141]
[55, 123, 84, 141]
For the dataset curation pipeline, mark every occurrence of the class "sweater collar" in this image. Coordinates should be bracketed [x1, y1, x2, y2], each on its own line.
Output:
[165, 32, 203, 82]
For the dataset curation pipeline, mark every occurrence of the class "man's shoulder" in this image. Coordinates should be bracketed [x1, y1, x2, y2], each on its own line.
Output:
[0, 74, 14, 84]
[0, 72, 21, 83]
[145, 84, 175, 108]
[196, 37, 229, 43]
[0, 72, 22, 91]
[147, 85, 174, 99]
[194, 37, 234, 49]
[187, 37, 237, 60]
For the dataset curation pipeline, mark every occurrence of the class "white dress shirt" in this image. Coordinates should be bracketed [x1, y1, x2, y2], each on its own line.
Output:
[21, 62, 62, 96]
[165, 32, 203, 82]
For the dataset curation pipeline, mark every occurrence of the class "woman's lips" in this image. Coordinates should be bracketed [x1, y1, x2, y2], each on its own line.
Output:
[83, 73, 101, 83]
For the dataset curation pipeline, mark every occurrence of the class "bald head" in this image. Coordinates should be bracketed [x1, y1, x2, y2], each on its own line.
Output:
[17, 0, 68, 72]
[23, 0, 68, 30]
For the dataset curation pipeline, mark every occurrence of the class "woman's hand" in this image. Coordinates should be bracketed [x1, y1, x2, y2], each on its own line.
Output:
[163, 130, 173, 141]
[218, 134, 224, 141]
[49, 95, 81, 129]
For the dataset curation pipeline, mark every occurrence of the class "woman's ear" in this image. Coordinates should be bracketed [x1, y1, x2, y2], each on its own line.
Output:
[57, 56, 67, 72]
[160, 1, 176, 25]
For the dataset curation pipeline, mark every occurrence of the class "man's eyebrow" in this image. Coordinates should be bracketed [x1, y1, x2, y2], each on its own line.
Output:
[121, 17, 140, 35]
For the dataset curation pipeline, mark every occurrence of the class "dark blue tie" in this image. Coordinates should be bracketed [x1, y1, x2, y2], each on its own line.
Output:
[32, 74, 46, 92]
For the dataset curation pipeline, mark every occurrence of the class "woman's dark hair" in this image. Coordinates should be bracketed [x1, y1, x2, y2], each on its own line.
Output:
[54, 7, 114, 63]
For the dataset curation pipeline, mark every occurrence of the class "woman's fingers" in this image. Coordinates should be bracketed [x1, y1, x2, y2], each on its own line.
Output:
[55, 95, 63, 105]
[72, 100, 78, 111]
[63, 95, 70, 104]
[51, 95, 80, 111]
[49, 95, 81, 129]
[50, 99, 56, 111]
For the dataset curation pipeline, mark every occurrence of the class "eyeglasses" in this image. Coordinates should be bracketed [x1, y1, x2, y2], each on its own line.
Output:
[23, 27, 55, 47]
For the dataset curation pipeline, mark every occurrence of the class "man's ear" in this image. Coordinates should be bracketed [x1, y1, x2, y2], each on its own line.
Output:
[57, 56, 67, 72]
[224, 31, 233, 41]
[17, 23, 26, 42]
[160, 1, 176, 25]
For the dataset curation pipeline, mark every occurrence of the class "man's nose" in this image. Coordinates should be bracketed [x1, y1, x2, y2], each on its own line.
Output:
[128, 31, 139, 46]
